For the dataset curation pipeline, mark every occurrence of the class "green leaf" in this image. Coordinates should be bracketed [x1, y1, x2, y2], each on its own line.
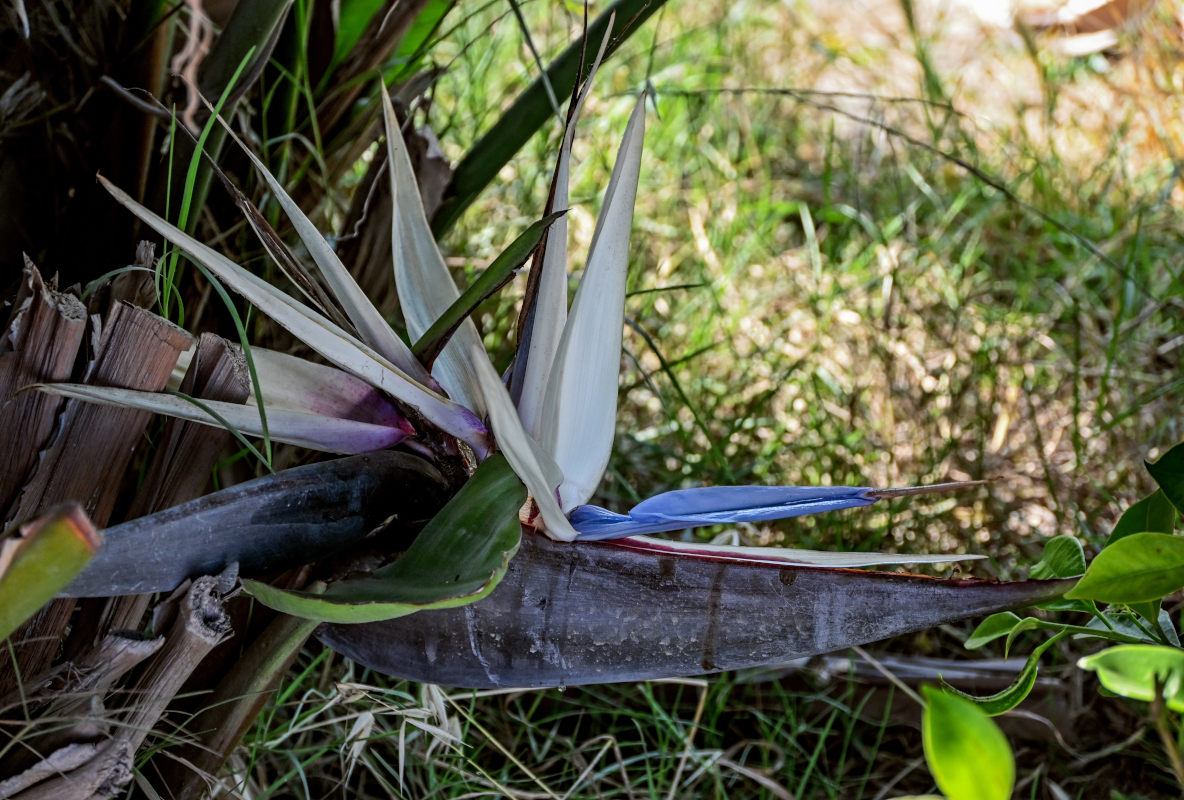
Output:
[1036, 596, 1093, 613]
[1146, 605, 1182, 647]
[1084, 609, 1156, 642]
[944, 631, 1068, 715]
[0, 506, 101, 640]
[1065, 532, 1184, 603]
[1003, 615, 1042, 657]
[1029, 535, 1086, 579]
[1078, 644, 1184, 712]
[1147, 442, 1184, 516]
[1107, 489, 1177, 547]
[244, 454, 525, 622]
[386, 0, 454, 83]
[921, 686, 1015, 800]
[411, 211, 565, 366]
[332, 0, 387, 67]
[964, 612, 1022, 650]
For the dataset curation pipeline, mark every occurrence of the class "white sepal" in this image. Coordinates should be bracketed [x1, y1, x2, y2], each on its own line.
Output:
[539, 93, 646, 510]
[98, 176, 490, 455]
[381, 88, 578, 540]
[220, 120, 433, 385]
[516, 26, 613, 438]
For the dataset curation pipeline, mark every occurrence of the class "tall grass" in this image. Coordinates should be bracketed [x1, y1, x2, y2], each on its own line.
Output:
[225, 0, 1184, 796]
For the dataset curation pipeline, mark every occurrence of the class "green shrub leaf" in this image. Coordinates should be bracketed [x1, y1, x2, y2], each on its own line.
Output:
[244, 454, 525, 622]
[1147, 442, 1184, 516]
[944, 631, 1068, 715]
[1107, 489, 1176, 547]
[964, 612, 1022, 650]
[1078, 644, 1184, 712]
[1029, 535, 1086, 579]
[921, 686, 1015, 800]
[1065, 532, 1184, 603]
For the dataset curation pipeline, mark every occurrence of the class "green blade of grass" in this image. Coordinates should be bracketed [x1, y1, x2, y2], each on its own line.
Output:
[412, 211, 563, 366]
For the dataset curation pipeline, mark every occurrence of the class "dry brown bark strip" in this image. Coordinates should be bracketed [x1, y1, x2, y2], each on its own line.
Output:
[73, 333, 249, 643]
[162, 610, 319, 798]
[3, 578, 229, 800]
[0, 260, 87, 518]
[0, 302, 192, 696]
[0, 742, 128, 800]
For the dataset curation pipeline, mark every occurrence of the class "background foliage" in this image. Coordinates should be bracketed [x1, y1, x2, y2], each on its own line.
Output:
[4, 0, 1184, 796]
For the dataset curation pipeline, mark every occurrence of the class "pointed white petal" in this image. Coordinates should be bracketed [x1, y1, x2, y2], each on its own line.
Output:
[35, 383, 410, 454]
[381, 88, 576, 540]
[382, 88, 486, 417]
[608, 536, 986, 568]
[516, 26, 614, 437]
[98, 176, 489, 455]
[220, 121, 434, 385]
[539, 93, 646, 510]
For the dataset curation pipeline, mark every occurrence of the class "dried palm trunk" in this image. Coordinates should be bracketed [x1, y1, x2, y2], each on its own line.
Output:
[0, 261, 87, 519]
[0, 297, 192, 695]
[65, 333, 249, 652]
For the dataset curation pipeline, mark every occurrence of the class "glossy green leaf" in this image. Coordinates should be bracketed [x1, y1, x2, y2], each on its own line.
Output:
[1128, 603, 1182, 647]
[1085, 609, 1147, 638]
[1036, 596, 1093, 613]
[1003, 615, 1042, 657]
[921, 685, 1015, 800]
[1147, 442, 1184, 516]
[1078, 644, 1184, 712]
[1065, 532, 1184, 603]
[1029, 535, 1086, 579]
[1107, 489, 1177, 547]
[964, 611, 1023, 650]
[412, 211, 564, 366]
[0, 506, 101, 640]
[244, 454, 525, 622]
[944, 631, 1068, 715]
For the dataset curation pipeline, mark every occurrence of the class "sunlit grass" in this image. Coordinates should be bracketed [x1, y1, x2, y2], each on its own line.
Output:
[434, 0, 1183, 568]
[224, 0, 1184, 796]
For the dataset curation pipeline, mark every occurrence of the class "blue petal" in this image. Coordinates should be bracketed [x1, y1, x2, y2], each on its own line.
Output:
[570, 485, 876, 540]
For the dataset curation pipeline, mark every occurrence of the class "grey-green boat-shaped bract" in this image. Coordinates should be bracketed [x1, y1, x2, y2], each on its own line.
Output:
[320, 531, 1073, 689]
[59, 452, 448, 598]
